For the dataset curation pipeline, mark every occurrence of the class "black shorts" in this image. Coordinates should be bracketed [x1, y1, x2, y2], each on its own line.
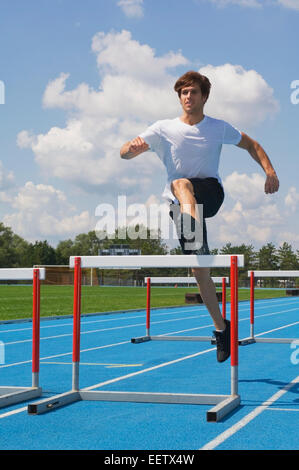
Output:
[169, 177, 224, 254]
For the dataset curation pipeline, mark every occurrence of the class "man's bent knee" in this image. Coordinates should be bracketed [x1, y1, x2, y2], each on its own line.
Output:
[171, 178, 194, 199]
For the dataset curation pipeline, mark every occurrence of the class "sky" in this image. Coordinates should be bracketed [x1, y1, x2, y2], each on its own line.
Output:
[0, 0, 299, 252]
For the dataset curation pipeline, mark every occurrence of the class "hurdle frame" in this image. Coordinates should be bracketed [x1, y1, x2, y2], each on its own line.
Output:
[28, 254, 243, 422]
[131, 276, 229, 344]
[0, 268, 44, 408]
[240, 270, 299, 346]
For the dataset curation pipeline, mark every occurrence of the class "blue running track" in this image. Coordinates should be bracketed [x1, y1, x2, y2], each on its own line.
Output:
[0, 295, 298, 450]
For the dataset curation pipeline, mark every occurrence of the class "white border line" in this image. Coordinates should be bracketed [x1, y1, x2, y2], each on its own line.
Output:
[201, 374, 299, 450]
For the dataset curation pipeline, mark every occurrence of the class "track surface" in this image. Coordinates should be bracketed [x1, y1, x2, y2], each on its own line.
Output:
[0, 295, 298, 450]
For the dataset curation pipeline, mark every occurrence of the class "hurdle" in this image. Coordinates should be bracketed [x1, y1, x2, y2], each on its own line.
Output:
[131, 276, 229, 343]
[240, 270, 299, 345]
[0, 268, 45, 408]
[28, 254, 243, 422]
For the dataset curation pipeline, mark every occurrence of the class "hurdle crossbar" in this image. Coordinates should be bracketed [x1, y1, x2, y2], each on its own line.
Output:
[132, 276, 229, 344]
[0, 268, 44, 408]
[28, 255, 243, 422]
[239, 270, 299, 346]
[145, 276, 229, 284]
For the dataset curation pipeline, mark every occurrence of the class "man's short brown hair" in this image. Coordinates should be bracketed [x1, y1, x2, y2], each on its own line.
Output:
[174, 70, 211, 101]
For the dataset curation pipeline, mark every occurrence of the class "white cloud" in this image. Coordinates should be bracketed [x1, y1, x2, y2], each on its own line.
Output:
[223, 172, 266, 209]
[0, 160, 15, 203]
[17, 30, 279, 200]
[277, 0, 299, 10]
[117, 0, 144, 18]
[207, 172, 285, 247]
[17, 30, 186, 193]
[207, 0, 299, 10]
[0, 161, 15, 191]
[199, 63, 279, 128]
[207, 0, 262, 7]
[207, 172, 299, 249]
[3, 182, 93, 242]
[285, 186, 299, 213]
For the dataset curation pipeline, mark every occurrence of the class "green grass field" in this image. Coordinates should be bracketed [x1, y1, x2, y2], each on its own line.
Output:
[0, 285, 288, 322]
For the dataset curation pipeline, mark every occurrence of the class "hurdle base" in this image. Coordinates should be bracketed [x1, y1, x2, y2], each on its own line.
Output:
[239, 337, 256, 346]
[207, 394, 241, 422]
[28, 389, 240, 422]
[28, 390, 80, 415]
[132, 335, 213, 343]
[0, 386, 42, 409]
[131, 336, 151, 344]
[239, 337, 298, 345]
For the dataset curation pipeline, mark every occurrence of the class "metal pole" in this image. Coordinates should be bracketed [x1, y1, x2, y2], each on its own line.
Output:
[222, 277, 226, 320]
[230, 256, 238, 396]
[72, 257, 82, 391]
[32, 268, 40, 388]
[250, 271, 254, 338]
[146, 277, 151, 336]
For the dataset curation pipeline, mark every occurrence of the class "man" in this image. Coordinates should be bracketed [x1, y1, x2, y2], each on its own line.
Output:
[120, 70, 279, 362]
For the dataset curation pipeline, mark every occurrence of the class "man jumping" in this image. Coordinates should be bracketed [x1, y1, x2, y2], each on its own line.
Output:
[120, 70, 279, 362]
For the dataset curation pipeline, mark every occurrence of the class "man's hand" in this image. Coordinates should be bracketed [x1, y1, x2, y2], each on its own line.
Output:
[265, 172, 279, 194]
[120, 137, 149, 159]
[129, 137, 149, 155]
[237, 133, 279, 195]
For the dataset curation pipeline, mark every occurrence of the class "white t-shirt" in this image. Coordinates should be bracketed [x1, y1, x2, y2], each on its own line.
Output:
[139, 115, 242, 202]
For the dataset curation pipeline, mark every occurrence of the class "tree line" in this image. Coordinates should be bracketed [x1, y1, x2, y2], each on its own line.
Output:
[0, 222, 298, 282]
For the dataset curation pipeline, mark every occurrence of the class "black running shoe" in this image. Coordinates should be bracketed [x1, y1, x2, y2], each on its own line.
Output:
[213, 319, 231, 363]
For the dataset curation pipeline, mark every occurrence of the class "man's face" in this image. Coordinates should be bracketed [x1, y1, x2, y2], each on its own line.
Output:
[179, 83, 206, 114]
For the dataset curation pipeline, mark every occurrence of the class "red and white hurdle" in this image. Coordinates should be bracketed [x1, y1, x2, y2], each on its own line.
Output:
[240, 270, 299, 345]
[131, 276, 229, 343]
[0, 268, 44, 408]
[28, 254, 243, 422]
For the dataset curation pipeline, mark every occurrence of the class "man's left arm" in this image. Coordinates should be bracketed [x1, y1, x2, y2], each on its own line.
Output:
[237, 132, 279, 194]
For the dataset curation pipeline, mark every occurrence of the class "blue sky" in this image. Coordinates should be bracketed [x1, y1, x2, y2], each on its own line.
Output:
[0, 0, 298, 251]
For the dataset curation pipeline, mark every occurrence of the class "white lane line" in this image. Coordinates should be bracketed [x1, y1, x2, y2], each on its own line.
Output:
[0, 322, 214, 369]
[201, 374, 299, 450]
[2, 306, 298, 348]
[254, 320, 299, 337]
[0, 340, 131, 368]
[266, 407, 299, 412]
[1, 313, 205, 346]
[0, 297, 297, 334]
[0, 307, 205, 333]
[40, 361, 143, 368]
[82, 346, 217, 391]
[0, 345, 217, 421]
[0, 406, 27, 419]
[1, 308, 298, 369]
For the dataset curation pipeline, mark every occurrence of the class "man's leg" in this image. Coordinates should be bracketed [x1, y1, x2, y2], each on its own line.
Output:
[192, 267, 226, 331]
[193, 267, 230, 363]
[170, 178, 230, 362]
[171, 178, 197, 219]
[171, 178, 225, 331]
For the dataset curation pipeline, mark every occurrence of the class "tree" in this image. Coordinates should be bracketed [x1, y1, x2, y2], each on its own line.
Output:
[257, 243, 279, 270]
[217, 243, 257, 283]
[0, 223, 17, 267]
[72, 231, 102, 256]
[10, 233, 33, 267]
[30, 240, 56, 266]
[277, 242, 298, 270]
[55, 239, 75, 265]
[0, 223, 31, 267]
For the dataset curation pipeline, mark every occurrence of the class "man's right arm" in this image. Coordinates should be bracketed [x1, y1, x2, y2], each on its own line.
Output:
[120, 137, 149, 160]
